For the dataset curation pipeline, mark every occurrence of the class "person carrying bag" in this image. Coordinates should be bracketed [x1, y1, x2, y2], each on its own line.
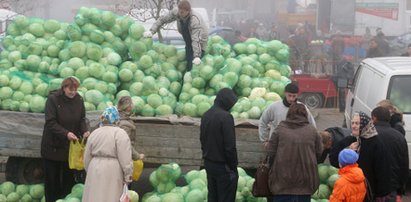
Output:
[68, 138, 86, 170]
[252, 156, 272, 197]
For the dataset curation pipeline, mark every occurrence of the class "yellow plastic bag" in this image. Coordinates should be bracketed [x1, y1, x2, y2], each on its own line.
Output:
[132, 160, 144, 181]
[68, 139, 85, 170]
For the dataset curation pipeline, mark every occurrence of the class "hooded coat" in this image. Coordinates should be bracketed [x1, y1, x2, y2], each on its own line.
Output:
[200, 88, 238, 171]
[329, 164, 366, 202]
[267, 112, 322, 195]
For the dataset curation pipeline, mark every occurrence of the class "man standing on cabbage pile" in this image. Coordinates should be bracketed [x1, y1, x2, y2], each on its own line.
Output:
[200, 88, 239, 202]
[144, 0, 208, 72]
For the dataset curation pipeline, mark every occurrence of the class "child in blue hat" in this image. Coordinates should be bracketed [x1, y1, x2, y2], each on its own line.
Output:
[329, 149, 367, 202]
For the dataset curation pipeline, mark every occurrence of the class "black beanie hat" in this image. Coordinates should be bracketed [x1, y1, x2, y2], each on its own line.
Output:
[285, 83, 299, 93]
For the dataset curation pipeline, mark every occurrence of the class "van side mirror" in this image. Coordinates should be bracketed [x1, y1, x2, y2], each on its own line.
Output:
[345, 79, 355, 89]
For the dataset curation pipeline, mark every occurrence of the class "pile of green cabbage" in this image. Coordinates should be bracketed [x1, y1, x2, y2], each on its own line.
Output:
[175, 36, 291, 118]
[0, 7, 291, 120]
[311, 164, 340, 201]
[142, 163, 267, 202]
[0, 181, 44, 202]
[57, 183, 139, 202]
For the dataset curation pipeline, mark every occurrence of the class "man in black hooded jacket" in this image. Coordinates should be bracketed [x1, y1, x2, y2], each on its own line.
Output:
[200, 88, 238, 202]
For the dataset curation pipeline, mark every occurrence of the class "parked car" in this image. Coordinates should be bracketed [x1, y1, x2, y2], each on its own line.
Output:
[152, 30, 185, 49]
[209, 26, 243, 45]
[154, 26, 238, 48]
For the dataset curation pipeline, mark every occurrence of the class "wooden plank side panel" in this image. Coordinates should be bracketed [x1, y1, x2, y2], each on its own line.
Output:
[235, 127, 260, 142]
[0, 148, 40, 158]
[0, 116, 263, 168]
[134, 123, 202, 166]
[140, 146, 202, 159]
[135, 123, 199, 139]
[133, 122, 264, 168]
[0, 134, 41, 158]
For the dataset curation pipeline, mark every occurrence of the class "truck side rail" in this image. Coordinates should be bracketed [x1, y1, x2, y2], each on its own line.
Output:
[0, 111, 264, 168]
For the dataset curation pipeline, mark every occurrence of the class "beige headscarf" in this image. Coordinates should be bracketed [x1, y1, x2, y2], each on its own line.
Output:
[360, 121, 378, 139]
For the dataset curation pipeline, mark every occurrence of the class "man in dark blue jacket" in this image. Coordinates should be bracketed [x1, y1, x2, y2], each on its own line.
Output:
[200, 88, 238, 202]
[372, 106, 409, 200]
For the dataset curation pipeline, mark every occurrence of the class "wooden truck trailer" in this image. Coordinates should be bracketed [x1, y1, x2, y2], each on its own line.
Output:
[0, 110, 264, 184]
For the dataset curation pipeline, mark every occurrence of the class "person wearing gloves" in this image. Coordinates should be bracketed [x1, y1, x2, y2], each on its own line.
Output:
[200, 88, 239, 202]
[143, 0, 208, 72]
[82, 106, 133, 202]
[259, 82, 316, 146]
[329, 149, 366, 202]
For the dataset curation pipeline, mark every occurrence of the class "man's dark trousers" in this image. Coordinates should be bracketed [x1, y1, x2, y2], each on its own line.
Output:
[204, 160, 238, 202]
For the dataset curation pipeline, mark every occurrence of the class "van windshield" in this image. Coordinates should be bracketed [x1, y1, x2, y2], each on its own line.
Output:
[388, 75, 411, 114]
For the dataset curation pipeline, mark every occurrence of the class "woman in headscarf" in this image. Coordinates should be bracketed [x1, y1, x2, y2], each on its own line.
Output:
[330, 112, 391, 200]
[117, 96, 145, 161]
[82, 106, 133, 202]
[328, 112, 363, 167]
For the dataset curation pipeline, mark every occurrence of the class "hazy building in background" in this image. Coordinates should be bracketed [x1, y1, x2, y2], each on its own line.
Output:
[3, 0, 282, 24]
[4, 0, 132, 22]
[2, 0, 314, 40]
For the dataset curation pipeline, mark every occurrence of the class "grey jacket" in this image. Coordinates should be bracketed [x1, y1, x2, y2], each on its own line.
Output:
[259, 100, 316, 142]
[149, 8, 208, 58]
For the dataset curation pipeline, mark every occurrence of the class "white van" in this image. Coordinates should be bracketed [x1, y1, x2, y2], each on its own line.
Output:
[344, 57, 411, 168]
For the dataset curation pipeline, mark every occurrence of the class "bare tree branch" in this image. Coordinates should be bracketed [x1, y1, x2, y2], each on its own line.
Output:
[0, 0, 35, 15]
[126, 0, 179, 21]
[122, 0, 179, 41]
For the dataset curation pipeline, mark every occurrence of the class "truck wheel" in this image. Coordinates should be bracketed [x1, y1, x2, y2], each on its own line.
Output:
[5, 157, 44, 184]
[300, 93, 324, 109]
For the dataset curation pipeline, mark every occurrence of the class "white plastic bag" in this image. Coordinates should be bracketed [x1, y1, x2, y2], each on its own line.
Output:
[119, 184, 130, 202]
